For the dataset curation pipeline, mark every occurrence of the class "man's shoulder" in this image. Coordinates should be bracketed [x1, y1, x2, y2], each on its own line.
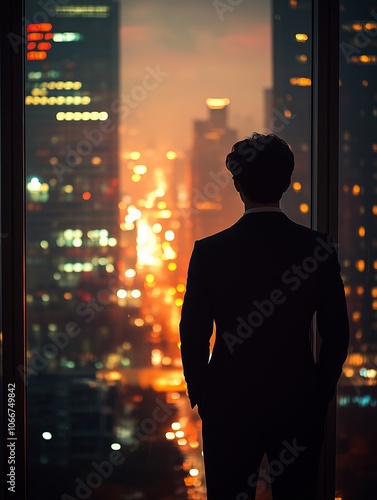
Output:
[194, 214, 333, 250]
[195, 221, 241, 248]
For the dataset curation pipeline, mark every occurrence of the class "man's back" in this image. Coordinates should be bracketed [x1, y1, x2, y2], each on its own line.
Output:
[180, 210, 349, 418]
[179, 133, 350, 499]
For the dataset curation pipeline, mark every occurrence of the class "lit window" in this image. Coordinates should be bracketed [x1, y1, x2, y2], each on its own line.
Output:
[355, 260, 365, 272]
[295, 33, 308, 42]
[289, 77, 311, 86]
[352, 311, 361, 321]
[350, 55, 377, 64]
[91, 156, 102, 165]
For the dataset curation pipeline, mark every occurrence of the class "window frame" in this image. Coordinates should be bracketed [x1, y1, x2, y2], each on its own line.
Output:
[1, 1, 27, 499]
[311, 1, 340, 498]
[1, 1, 341, 499]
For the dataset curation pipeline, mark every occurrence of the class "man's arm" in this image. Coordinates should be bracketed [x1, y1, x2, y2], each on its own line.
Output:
[315, 237, 350, 405]
[179, 241, 214, 408]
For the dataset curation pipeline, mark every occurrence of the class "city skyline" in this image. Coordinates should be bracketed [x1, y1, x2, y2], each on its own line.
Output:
[119, 0, 272, 161]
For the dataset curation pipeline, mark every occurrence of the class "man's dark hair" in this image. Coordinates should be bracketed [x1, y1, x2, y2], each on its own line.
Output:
[225, 132, 295, 203]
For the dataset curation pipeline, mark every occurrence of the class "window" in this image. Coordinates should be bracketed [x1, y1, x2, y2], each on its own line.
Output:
[3, 1, 375, 499]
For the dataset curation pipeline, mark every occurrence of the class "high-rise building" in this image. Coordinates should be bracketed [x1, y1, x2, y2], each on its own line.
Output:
[190, 98, 239, 242]
[270, 0, 312, 226]
[338, 2, 377, 350]
[271, 2, 377, 499]
[272, 0, 377, 349]
[25, 0, 125, 362]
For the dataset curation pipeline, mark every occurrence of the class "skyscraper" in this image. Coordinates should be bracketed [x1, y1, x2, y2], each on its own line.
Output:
[190, 98, 239, 242]
[25, 0, 122, 362]
[272, 0, 377, 349]
[338, 2, 377, 350]
[271, 2, 377, 499]
[270, 0, 312, 227]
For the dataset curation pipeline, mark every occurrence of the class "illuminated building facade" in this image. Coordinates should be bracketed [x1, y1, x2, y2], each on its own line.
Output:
[271, 2, 377, 499]
[270, 0, 312, 227]
[338, 2, 377, 350]
[25, 0, 127, 362]
[190, 98, 239, 242]
[272, 0, 377, 350]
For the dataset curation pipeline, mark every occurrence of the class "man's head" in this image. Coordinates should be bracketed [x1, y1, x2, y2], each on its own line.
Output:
[225, 132, 294, 204]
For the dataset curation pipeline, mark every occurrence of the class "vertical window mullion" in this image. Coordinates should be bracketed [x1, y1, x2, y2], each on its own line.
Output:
[1, 1, 27, 499]
[311, 1, 340, 499]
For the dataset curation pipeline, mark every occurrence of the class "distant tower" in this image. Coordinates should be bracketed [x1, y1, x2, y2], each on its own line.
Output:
[190, 98, 239, 242]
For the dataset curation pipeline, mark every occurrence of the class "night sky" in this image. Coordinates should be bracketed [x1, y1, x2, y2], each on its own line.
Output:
[119, 0, 271, 154]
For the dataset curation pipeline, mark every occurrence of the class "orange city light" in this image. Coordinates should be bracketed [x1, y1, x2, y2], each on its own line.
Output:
[38, 42, 52, 51]
[295, 33, 308, 42]
[27, 51, 47, 61]
[206, 97, 230, 109]
[27, 23, 52, 32]
[28, 33, 44, 41]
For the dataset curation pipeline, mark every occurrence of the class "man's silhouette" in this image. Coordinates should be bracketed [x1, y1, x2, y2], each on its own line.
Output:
[179, 133, 350, 500]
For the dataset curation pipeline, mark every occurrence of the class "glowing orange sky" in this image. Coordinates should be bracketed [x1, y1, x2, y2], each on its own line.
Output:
[119, 0, 272, 155]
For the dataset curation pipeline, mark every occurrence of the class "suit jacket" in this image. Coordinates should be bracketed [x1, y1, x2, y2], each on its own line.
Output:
[179, 211, 350, 420]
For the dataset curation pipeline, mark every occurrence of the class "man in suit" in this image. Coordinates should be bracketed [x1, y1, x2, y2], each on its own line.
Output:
[179, 133, 350, 500]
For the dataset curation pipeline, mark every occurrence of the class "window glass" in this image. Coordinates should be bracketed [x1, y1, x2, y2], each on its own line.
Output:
[336, 3, 377, 499]
[25, 1, 312, 498]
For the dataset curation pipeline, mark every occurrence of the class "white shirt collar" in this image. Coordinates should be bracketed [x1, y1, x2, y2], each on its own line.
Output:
[244, 207, 282, 215]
